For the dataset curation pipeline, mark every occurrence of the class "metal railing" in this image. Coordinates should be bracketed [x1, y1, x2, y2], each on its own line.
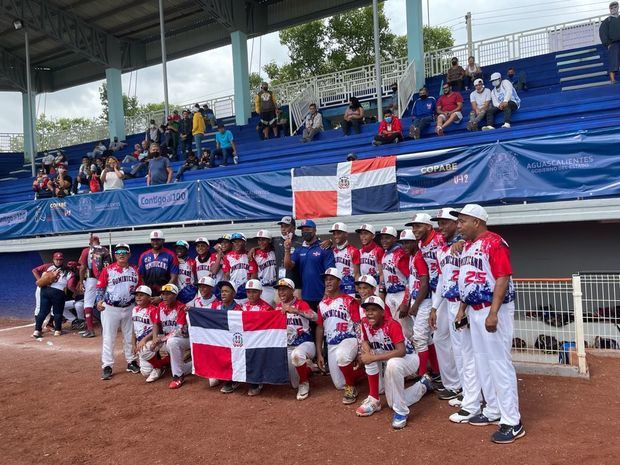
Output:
[0, 133, 24, 153]
[288, 83, 319, 135]
[576, 273, 620, 350]
[397, 59, 417, 118]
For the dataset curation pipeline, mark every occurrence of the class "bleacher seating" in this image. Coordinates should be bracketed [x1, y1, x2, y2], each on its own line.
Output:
[1, 44, 619, 205]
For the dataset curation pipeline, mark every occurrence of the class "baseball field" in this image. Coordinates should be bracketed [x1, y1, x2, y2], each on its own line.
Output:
[0, 318, 617, 465]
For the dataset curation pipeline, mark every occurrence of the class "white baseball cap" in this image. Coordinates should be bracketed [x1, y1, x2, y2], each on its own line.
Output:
[329, 222, 348, 233]
[150, 230, 164, 240]
[245, 279, 263, 291]
[405, 213, 433, 226]
[361, 296, 386, 311]
[135, 285, 152, 296]
[473, 78, 484, 86]
[277, 216, 294, 225]
[323, 267, 342, 280]
[491, 72, 502, 82]
[355, 274, 378, 288]
[114, 243, 131, 253]
[255, 229, 272, 240]
[355, 224, 376, 235]
[197, 276, 216, 287]
[274, 278, 295, 290]
[161, 283, 179, 295]
[431, 207, 458, 222]
[455, 203, 489, 222]
[399, 230, 416, 241]
[195, 237, 209, 245]
[175, 240, 189, 249]
[379, 226, 398, 237]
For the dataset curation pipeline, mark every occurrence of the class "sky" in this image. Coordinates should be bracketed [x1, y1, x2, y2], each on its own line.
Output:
[0, 0, 612, 133]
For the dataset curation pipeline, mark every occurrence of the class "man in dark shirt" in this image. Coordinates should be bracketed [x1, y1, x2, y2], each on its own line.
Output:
[272, 216, 303, 299]
[600, 1, 620, 83]
[178, 110, 193, 159]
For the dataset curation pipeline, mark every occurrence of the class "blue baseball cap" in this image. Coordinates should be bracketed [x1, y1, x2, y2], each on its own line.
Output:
[297, 219, 316, 229]
[230, 232, 247, 241]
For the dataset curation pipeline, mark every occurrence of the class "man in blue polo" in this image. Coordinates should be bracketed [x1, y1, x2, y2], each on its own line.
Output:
[284, 219, 335, 310]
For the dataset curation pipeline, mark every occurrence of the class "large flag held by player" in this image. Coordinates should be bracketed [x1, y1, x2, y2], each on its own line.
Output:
[291, 155, 399, 218]
[187, 309, 289, 384]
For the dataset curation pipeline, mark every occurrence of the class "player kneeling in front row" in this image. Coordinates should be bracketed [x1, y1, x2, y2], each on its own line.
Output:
[356, 296, 434, 429]
[132, 285, 170, 383]
[275, 278, 317, 401]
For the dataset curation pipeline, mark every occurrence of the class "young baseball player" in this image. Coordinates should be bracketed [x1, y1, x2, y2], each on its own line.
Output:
[274, 278, 317, 400]
[379, 227, 411, 336]
[356, 224, 384, 293]
[407, 213, 460, 397]
[211, 281, 242, 311]
[252, 230, 278, 306]
[242, 279, 274, 312]
[194, 237, 212, 281]
[78, 235, 111, 338]
[131, 285, 170, 383]
[189, 276, 219, 308]
[209, 234, 233, 285]
[330, 222, 361, 297]
[97, 244, 140, 380]
[355, 296, 434, 429]
[150, 284, 191, 389]
[355, 274, 391, 320]
[316, 268, 361, 405]
[175, 240, 197, 304]
[222, 233, 258, 304]
[454, 204, 524, 444]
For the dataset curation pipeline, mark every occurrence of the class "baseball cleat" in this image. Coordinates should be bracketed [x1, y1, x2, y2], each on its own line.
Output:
[450, 409, 479, 423]
[296, 382, 310, 401]
[468, 413, 501, 426]
[342, 385, 358, 405]
[355, 396, 381, 417]
[420, 373, 434, 393]
[220, 381, 240, 394]
[391, 413, 408, 430]
[146, 368, 162, 383]
[126, 361, 140, 374]
[32, 330, 42, 338]
[101, 366, 113, 381]
[247, 384, 263, 396]
[437, 388, 462, 400]
[491, 423, 526, 444]
[53, 330, 62, 337]
[81, 330, 96, 338]
[448, 395, 463, 408]
[208, 378, 220, 388]
[169, 376, 185, 389]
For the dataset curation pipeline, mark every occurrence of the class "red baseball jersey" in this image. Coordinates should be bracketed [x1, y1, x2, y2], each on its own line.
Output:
[222, 251, 257, 298]
[189, 294, 219, 309]
[317, 293, 361, 345]
[360, 242, 384, 284]
[276, 298, 314, 346]
[177, 257, 197, 291]
[333, 243, 361, 295]
[209, 300, 242, 311]
[436, 244, 462, 300]
[241, 299, 274, 312]
[381, 244, 410, 294]
[132, 304, 157, 342]
[153, 301, 187, 335]
[254, 248, 277, 286]
[195, 254, 212, 281]
[418, 230, 445, 293]
[408, 251, 430, 300]
[78, 246, 111, 280]
[96, 263, 141, 307]
[361, 317, 415, 354]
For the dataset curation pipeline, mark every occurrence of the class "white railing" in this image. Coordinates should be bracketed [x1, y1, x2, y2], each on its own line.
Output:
[575, 273, 620, 351]
[0, 133, 24, 153]
[288, 83, 319, 135]
[397, 59, 417, 119]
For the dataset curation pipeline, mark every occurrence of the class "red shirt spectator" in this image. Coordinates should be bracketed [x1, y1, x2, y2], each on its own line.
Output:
[437, 91, 463, 112]
[372, 111, 403, 146]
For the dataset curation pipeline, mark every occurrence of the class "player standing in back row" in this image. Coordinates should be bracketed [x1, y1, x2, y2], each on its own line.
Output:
[379, 227, 411, 334]
[138, 230, 179, 298]
[356, 224, 384, 294]
[78, 235, 111, 338]
[330, 222, 360, 297]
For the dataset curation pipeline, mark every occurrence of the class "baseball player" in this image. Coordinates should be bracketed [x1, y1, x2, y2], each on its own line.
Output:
[242, 279, 274, 312]
[97, 244, 140, 380]
[211, 281, 242, 312]
[208, 233, 233, 284]
[189, 276, 219, 308]
[131, 285, 170, 383]
[356, 224, 384, 294]
[150, 283, 192, 390]
[32, 260, 52, 319]
[194, 237, 212, 281]
[78, 235, 111, 338]
[429, 208, 482, 421]
[399, 229, 438, 377]
[355, 274, 393, 321]
[315, 267, 361, 405]
[330, 222, 361, 297]
[252, 230, 278, 306]
[222, 233, 257, 304]
[137, 230, 179, 298]
[454, 204, 524, 444]
[274, 278, 317, 401]
[379, 227, 411, 336]
[355, 296, 434, 429]
[407, 213, 460, 398]
[175, 240, 198, 304]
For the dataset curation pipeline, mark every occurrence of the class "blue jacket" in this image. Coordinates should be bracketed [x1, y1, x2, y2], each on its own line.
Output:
[412, 97, 436, 119]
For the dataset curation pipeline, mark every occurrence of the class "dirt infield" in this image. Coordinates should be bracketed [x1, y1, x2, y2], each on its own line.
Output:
[0, 321, 617, 465]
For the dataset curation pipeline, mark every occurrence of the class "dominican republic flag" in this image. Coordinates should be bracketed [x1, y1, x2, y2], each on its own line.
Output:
[291, 156, 398, 218]
[187, 309, 289, 385]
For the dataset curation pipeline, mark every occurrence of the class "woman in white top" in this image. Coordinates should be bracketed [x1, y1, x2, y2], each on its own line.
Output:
[100, 156, 125, 191]
[464, 56, 483, 90]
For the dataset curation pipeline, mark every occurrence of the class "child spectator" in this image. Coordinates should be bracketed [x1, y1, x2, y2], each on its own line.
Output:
[54, 150, 68, 171]
[175, 151, 200, 182]
[507, 67, 528, 91]
[276, 106, 289, 136]
[198, 149, 212, 169]
[41, 151, 55, 174]
[73, 156, 92, 193]
[372, 109, 403, 146]
[48, 167, 72, 197]
[32, 169, 51, 199]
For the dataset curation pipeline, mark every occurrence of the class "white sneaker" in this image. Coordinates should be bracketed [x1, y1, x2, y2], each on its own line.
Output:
[296, 382, 310, 401]
[146, 368, 162, 383]
[233, 155, 239, 165]
[53, 330, 62, 336]
[449, 409, 479, 423]
[482, 125, 495, 131]
[32, 330, 42, 338]
[208, 378, 220, 388]
[501, 122, 511, 128]
[355, 396, 382, 417]
[448, 396, 463, 408]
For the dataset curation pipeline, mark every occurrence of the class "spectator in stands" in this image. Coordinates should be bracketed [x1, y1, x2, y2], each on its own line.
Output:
[178, 110, 193, 158]
[467, 78, 492, 131]
[483, 72, 521, 130]
[342, 96, 364, 136]
[198, 149, 212, 169]
[92, 141, 107, 158]
[192, 105, 206, 154]
[33, 169, 51, 199]
[600, 2, 620, 84]
[73, 156, 92, 193]
[256, 82, 278, 139]
[91, 157, 104, 176]
[175, 151, 200, 182]
[446, 57, 466, 91]
[146, 143, 173, 186]
[301, 103, 323, 143]
[464, 56, 483, 90]
[435, 83, 463, 136]
[164, 121, 179, 160]
[387, 82, 399, 113]
[48, 167, 72, 197]
[202, 104, 217, 129]
[41, 151, 54, 174]
[109, 136, 126, 152]
[276, 105, 289, 136]
[54, 151, 68, 171]
[211, 123, 238, 166]
[507, 67, 527, 91]
[100, 156, 125, 191]
[372, 109, 403, 146]
[409, 87, 436, 140]
[145, 119, 161, 144]
[122, 144, 141, 164]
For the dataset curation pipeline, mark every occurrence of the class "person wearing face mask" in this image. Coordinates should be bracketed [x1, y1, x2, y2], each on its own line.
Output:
[483, 72, 521, 130]
[255, 82, 279, 139]
[372, 109, 403, 146]
[600, 1, 620, 83]
[436, 83, 464, 136]
[146, 143, 173, 186]
[301, 103, 324, 143]
[409, 87, 437, 140]
[271, 216, 303, 302]
[446, 57, 466, 91]
[145, 119, 161, 144]
[467, 78, 492, 131]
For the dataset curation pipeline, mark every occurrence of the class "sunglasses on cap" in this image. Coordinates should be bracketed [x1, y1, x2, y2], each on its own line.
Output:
[115, 249, 130, 255]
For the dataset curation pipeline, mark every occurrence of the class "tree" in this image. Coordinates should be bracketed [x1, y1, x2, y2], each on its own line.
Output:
[35, 114, 101, 150]
[98, 83, 142, 121]
[423, 26, 454, 52]
[249, 72, 263, 91]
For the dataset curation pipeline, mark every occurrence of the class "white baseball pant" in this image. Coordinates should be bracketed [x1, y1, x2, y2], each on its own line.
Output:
[468, 302, 521, 426]
[84, 278, 98, 308]
[261, 286, 276, 307]
[386, 291, 413, 341]
[34, 287, 41, 315]
[74, 300, 85, 320]
[433, 300, 461, 391]
[101, 304, 137, 369]
[412, 299, 433, 351]
[138, 341, 159, 377]
[447, 300, 481, 414]
[167, 336, 192, 378]
[287, 341, 316, 388]
[327, 338, 359, 390]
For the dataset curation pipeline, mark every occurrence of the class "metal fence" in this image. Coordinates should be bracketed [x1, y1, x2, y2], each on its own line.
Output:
[288, 83, 319, 135]
[397, 59, 417, 119]
[0, 133, 24, 153]
[576, 273, 620, 350]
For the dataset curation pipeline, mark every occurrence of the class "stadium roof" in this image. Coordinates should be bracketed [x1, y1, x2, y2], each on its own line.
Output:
[0, 0, 372, 93]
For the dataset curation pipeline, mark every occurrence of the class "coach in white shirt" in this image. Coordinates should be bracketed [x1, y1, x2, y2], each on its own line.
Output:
[483, 72, 521, 130]
[467, 78, 492, 131]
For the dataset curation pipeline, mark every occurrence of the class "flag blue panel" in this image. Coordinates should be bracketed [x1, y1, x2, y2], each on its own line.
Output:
[245, 347, 289, 385]
[187, 307, 229, 331]
[351, 183, 399, 215]
[293, 163, 337, 177]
